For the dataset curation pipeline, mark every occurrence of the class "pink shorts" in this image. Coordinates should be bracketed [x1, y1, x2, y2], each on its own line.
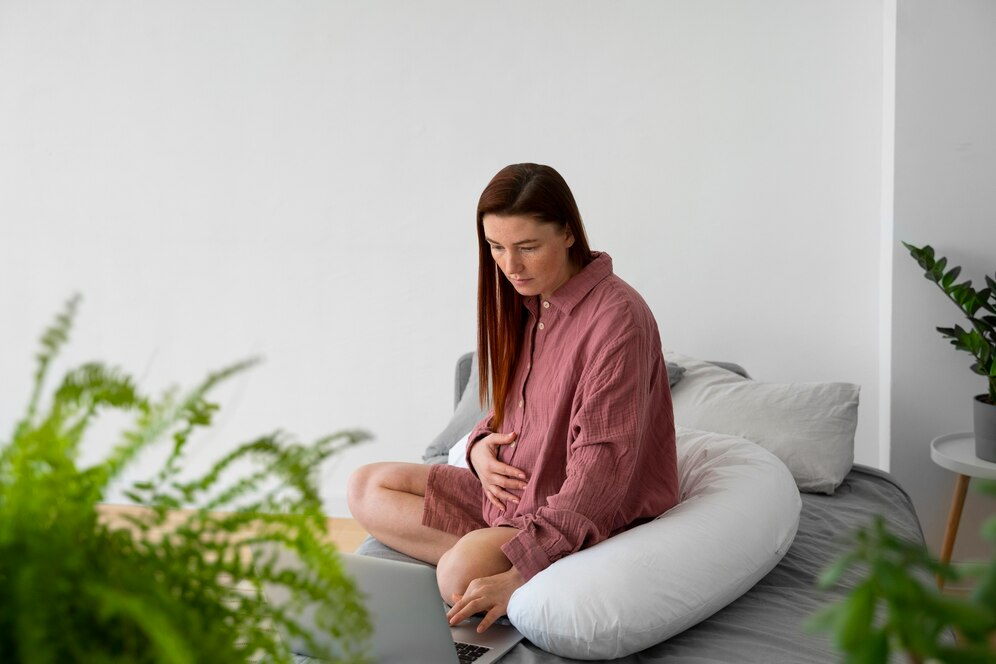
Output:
[421, 464, 489, 536]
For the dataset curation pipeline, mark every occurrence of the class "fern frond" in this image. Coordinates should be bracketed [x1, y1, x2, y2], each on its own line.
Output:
[11, 294, 81, 441]
[97, 358, 260, 491]
[85, 582, 195, 664]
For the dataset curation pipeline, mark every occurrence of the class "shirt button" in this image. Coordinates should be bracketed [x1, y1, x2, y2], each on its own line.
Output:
[518, 399, 524, 408]
[543, 301, 551, 309]
[538, 322, 545, 330]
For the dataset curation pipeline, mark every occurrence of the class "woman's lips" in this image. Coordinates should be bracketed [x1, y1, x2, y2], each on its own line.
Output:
[511, 278, 531, 287]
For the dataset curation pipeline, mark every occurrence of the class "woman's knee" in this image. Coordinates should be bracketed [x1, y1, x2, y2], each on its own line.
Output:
[437, 542, 475, 602]
[345, 463, 376, 519]
[436, 528, 517, 602]
[346, 462, 428, 522]
[346, 462, 391, 521]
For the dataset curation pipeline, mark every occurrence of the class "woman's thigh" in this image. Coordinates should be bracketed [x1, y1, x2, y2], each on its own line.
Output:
[347, 462, 462, 564]
[347, 462, 428, 512]
[360, 461, 430, 494]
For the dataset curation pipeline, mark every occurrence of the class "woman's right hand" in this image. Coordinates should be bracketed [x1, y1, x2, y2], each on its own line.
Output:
[469, 432, 528, 510]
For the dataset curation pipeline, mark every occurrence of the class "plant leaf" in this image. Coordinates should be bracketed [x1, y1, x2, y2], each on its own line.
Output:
[804, 603, 842, 634]
[837, 582, 877, 650]
[818, 551, 859, 589]
[13, 294, 81, 440]
[942, 265, 961, 289]
[844, 630, 889, 664]
[927, 594, 996, 637]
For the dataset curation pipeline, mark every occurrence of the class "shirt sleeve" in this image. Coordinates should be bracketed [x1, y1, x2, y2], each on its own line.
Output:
[500, 329, 655, 581]
[465, 410, 496, 478]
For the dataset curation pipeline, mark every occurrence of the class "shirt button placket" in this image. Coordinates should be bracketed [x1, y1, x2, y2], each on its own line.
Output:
[514, 397, 523, 450]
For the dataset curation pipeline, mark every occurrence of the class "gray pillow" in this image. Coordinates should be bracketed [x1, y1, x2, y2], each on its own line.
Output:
[666, 361, 686, 387]
[423, 353, 489, 464]
[666, 350, 859, 494]
[422, 353, 687, 464]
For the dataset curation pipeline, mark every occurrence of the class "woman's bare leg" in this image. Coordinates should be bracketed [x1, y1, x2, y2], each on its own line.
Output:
[346, 462, 460, 564]
[436, 527, 520, 603]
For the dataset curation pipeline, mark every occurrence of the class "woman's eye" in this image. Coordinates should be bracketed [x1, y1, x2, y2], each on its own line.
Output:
[490, 245, 503, 252]
[521, 246, 537, 253]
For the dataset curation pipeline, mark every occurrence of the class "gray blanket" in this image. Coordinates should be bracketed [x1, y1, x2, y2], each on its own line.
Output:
[344, 464, 924, 663]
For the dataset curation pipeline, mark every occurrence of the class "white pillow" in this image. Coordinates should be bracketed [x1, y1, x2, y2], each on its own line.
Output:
[447, 433, 471, 468]
[666, 350, 859, 494]
[506, 427, 801, 660]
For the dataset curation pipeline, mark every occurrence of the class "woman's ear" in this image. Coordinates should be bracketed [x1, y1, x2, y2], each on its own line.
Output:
[565, 229, 575, 248]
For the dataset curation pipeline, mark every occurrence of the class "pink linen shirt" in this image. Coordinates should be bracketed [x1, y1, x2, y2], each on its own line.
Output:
[425, 252, 678, 581]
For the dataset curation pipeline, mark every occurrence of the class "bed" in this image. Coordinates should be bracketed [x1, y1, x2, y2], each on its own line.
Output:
[350, 352, 927, 663]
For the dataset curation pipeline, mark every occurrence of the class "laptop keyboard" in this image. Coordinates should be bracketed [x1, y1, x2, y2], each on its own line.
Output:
[454, 641, 491, 663]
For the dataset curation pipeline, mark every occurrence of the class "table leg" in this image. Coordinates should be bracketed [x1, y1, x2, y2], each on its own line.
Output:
[937, 473, 970, 590]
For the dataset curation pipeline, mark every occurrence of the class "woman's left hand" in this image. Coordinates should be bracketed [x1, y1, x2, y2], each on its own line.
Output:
[446, 566, 525, 633]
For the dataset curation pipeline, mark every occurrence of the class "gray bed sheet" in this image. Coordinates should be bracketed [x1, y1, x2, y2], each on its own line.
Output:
[344, 464, 925, 663]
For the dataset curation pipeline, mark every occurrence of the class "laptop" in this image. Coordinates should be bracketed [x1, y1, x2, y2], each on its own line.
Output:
[252, 545, 524, 663]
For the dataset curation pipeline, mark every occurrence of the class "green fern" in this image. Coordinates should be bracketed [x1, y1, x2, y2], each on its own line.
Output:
[0, 296, 372, 663]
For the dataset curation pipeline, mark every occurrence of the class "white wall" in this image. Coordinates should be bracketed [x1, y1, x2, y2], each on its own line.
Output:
[0, 1, 886, 517]
[892, 0, 996, 562]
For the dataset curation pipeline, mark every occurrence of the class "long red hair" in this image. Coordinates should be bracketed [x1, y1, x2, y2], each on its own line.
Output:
[476, 164, 594, 427]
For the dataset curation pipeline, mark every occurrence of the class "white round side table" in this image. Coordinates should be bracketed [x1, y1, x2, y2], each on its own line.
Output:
[929, 432, 996, 588]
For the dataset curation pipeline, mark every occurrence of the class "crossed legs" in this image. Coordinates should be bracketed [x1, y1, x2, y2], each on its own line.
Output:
[346, 462, 518, 602]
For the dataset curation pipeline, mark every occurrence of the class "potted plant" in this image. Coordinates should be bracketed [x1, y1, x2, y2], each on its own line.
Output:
[904, 242, 996, 462]
[809, 486, 996, 663]
[0, 296, 372, 662]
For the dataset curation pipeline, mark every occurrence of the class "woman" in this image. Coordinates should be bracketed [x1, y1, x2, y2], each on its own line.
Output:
[347, 163, 678, 633]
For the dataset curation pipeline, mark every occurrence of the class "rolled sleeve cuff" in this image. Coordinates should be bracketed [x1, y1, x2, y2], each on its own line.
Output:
[501, 531, 554, 582]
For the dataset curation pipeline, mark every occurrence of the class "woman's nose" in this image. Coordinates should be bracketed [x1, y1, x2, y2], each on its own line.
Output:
[504, 251, 523, 275]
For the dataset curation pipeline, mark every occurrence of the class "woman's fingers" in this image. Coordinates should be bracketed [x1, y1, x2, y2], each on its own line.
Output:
[482, 471, 525, 490]
[476, 606, 506, 633]
[481, 459, 527, 510]
[482, 459, 526, 484]
[484, 486, 505, 510]
[447, 592, 484, 625]
[488, 484, 519, 505]
[493, 463, 527, 487]
[447, 583, 491, 626]
[480, 431, 516, 451]
[472, 432, 527, 510]
[487, 431, 516, 446]
[447, 569, 522, 632]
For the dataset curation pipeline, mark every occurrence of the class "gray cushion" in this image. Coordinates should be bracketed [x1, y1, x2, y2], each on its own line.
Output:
[355, 536, 430, 565]
[666, 361, 686, 386]
[666, 350, 858, 494]
[422, 352, 490, 464]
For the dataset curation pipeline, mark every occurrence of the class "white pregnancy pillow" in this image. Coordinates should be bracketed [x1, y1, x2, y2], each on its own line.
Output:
[666, 350, 859, 494]
[505, 426, 802, 660]
[447, 433, 471, 468]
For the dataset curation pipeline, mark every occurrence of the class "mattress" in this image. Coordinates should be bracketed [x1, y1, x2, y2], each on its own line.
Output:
[342, 463, 924, 663]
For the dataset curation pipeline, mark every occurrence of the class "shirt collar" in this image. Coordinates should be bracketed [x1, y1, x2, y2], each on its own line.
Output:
[524, 251, 613, 316]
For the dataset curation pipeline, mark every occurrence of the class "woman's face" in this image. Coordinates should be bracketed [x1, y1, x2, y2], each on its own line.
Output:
[482, 214, 577, 302]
